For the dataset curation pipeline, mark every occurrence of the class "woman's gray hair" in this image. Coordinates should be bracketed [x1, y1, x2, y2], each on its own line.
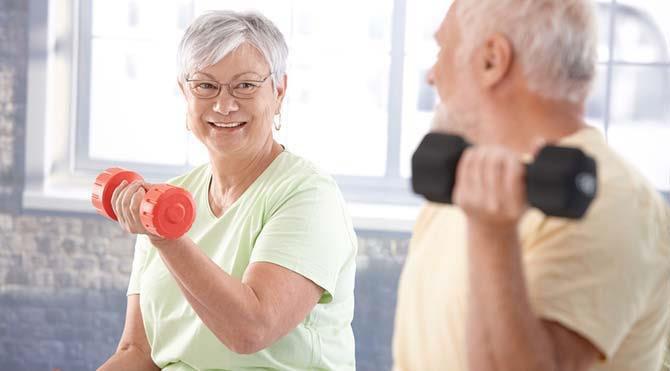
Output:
[177, 10, 288, 89]
[456, 0, 598, 103]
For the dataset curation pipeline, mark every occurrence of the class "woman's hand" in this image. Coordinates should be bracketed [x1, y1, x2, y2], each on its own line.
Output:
[110, 180, 164, 242]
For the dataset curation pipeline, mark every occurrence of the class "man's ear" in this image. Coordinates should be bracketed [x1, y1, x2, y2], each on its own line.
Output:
[275, 74, 288, 114]
[476, 33, 513, 89]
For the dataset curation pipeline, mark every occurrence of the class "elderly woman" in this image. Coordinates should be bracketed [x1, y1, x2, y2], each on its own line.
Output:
[97, 10, 357, 371]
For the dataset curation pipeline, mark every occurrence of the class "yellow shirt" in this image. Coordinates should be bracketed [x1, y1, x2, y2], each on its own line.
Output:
[393, 128, 670, 371]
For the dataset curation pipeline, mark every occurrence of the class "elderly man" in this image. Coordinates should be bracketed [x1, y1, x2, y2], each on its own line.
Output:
[393, 1, 670, 371]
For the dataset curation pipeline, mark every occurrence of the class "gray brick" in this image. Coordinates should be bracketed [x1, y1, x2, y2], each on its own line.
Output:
[37, 340, 66, 362]
[0, 213, 12, 231]
[5, 266, 29, 285]
[73, 256, 98, 271]
[45, 308, 68, 323]
[16, 217, 42, 234]
[53, 271, 75, 287]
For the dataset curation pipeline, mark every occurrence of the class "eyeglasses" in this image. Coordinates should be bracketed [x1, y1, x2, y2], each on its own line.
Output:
[186, 72, 273, 99]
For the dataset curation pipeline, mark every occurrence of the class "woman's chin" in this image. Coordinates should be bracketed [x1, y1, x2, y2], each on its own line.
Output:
[206, 138, 250, 157]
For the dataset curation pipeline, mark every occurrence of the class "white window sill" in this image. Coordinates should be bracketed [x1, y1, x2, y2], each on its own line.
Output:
[22, 179, 420, 233]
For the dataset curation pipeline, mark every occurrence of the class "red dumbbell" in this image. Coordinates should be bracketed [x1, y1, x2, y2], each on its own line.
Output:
[91, 167, 196, 239]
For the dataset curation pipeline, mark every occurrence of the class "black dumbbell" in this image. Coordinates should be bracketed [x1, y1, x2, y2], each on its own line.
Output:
[411, 133, 598, 219]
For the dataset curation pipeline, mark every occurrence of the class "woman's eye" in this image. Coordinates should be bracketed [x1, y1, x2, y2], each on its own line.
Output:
[237, 82, 257, 89]
[198, 82, 217, 89]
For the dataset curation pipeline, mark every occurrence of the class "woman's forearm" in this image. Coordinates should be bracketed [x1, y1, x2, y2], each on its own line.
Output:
[165, 259, 267, 353]
[150, 236, 268, 353]
[97, 345, 159, 371]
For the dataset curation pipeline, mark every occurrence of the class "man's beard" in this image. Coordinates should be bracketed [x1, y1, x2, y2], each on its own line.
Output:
[430, 102, 480, 141]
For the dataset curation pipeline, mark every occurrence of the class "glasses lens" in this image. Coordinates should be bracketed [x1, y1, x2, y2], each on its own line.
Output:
[231, 80, 263, 98]
[189, 81, 219, 98]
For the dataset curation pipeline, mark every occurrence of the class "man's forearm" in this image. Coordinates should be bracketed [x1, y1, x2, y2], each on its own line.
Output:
[466, 224, 556, 371]
[466, 267, 498, 371]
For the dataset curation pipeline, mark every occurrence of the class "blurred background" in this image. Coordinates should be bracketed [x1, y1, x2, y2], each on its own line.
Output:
[0, 0, 668, 369]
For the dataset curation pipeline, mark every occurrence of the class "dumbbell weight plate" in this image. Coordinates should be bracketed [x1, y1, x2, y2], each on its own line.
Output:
[92, 167, 144, 221]
[411, 133, 468, 204]
[140, 185, 196, 239]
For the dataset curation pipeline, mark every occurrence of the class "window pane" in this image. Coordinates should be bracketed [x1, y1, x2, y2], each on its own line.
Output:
[88, 39, 188, 165]
[613, 0, 670, 63]
[608, 66, 670, 191]
[93, 0, 188, 39]
[283, 0, 393, 176]
[585, 65, 608, 134]
[400, 0, 451, 178]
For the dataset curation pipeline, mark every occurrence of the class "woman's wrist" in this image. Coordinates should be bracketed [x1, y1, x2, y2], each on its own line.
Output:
[148, 234, 178, 249]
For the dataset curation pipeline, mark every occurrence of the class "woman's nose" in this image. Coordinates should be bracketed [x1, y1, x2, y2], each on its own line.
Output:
[212, 89, 239, 114]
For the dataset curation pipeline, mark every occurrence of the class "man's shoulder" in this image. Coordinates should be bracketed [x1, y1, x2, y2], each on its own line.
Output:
[560, 127, 664, 217]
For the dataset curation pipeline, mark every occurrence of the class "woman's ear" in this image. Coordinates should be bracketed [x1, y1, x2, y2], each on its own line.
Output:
[275, 74, 288, 114]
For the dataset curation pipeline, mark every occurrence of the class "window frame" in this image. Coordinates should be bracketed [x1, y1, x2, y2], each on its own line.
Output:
[23, 0, 669, 230]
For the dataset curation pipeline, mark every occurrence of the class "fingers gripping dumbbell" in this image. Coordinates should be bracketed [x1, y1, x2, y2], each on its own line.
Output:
[411, 133, 598, 219]
[91, 168, 196, 239]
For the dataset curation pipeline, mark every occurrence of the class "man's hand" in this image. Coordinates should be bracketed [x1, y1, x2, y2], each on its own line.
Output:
[452, 146, 527, 230]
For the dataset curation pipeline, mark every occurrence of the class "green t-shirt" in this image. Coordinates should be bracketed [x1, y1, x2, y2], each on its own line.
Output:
[127, 151, 357, 370]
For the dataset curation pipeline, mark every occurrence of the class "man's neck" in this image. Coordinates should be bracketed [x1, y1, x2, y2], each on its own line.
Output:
[474, 96, 588, 155]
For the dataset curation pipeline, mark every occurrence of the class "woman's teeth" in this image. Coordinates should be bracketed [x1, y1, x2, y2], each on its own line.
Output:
[210, 122, 244, 128]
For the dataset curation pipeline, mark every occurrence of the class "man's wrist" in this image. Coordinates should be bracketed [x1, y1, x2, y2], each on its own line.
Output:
[467, 218, 517, 237]
[466, 219, 520, 251]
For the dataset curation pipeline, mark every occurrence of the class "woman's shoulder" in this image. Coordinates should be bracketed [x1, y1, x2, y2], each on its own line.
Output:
[269, 150, 338, 192]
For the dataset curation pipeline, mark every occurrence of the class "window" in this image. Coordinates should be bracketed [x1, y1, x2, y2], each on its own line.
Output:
[79, 0, 406, 205]
[590, 0, 670, 192]
[24, 0, 669, 230]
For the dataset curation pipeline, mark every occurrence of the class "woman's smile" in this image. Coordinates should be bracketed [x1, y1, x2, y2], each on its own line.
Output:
[207, 120, 248, 131]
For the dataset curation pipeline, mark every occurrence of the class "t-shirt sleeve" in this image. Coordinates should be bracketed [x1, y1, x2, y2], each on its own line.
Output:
[126, 235, 151, 296]
[524, 197, 654, 360]
[250, 176, 357, 304]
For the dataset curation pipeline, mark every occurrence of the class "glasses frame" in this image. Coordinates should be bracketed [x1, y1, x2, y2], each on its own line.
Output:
[185, 72, 274, 100]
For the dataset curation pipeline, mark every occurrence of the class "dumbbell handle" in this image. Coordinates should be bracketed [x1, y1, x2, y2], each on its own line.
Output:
[92, 168, 196, 239]
[411, 133, 598, 219]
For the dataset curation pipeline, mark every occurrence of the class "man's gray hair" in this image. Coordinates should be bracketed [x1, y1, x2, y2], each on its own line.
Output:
[457, 0, 598, 103]
[177, 10, 288, 89]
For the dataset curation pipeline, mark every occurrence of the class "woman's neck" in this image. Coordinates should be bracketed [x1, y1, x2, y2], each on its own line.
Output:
[208, 137, 283, 216]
